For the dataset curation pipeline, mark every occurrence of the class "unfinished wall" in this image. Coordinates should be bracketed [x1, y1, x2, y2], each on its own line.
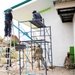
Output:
[41, 7, 74, 66]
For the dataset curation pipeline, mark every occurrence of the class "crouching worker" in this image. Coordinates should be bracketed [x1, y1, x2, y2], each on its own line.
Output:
[64, 52, 73, 69]
[34, 45, 47, 70]
[32, 10, 42, 22]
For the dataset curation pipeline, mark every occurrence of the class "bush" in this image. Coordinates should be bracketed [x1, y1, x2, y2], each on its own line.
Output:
[10, 49, 18, 59]
[0, 59, 6, 64]
[11, 39, 18, 47]
[1, 48, 18, 59]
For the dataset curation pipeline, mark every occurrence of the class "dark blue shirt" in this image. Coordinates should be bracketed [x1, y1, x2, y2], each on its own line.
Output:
[33, 12, 42, 21]
[5, 11, 13, 22]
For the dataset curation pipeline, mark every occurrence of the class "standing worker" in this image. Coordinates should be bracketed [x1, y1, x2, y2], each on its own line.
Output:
[34, 45, 46, 70]
[32, 10, 42, 22]
[4, 8, 13, 37]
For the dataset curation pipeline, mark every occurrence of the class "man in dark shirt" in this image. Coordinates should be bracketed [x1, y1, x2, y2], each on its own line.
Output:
[4, 8, 13, 37]
[32, 10, 42, 22]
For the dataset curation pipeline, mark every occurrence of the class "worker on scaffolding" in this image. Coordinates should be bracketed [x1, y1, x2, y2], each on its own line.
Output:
[32, 10, 42, 22]
[34, 45, 46, 70]
[64, 52, 73, 69]
[6, 43, 12, 70]
[4, 8, 13, 37]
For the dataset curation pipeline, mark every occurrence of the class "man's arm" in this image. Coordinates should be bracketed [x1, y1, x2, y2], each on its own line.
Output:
[8, 12, 13, 22]
[33, 14, 37, 19]
[9, 13, 13, 25]
[64, 57, 67, 64]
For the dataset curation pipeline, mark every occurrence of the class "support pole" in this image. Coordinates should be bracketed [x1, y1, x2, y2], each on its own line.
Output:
[18, 22, 21, 75]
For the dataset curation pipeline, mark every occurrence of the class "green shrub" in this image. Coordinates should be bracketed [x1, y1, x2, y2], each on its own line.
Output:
[11, 39, 18, 47]
[0, 59, 6, 64]
[10, 49, 18, 59]
[1, 49, 18, 59]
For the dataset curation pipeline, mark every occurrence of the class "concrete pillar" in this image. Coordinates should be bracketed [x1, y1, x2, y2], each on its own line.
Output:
[73, 14, 75, 63]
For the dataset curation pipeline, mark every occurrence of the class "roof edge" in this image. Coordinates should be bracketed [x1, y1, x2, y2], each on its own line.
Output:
[4, 0, 31, 12]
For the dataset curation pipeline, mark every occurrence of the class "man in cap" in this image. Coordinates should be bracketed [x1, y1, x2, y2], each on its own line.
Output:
[32, 10, 42, 22]
[64, 52, 73, 69]
[34, 45, 46, 70]
[4, 8, 13, 37]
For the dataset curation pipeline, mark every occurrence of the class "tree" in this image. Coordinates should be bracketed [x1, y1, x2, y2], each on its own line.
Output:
[0, 36, 3, 42]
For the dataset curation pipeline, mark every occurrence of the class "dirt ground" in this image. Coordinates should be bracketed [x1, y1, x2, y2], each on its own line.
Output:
[0, 58, 75, 75]
[0, 64, 75, 75]
[23, 67, 75, 75]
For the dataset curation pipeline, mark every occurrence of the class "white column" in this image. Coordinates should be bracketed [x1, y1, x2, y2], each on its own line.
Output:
[73, 14, 75, 63]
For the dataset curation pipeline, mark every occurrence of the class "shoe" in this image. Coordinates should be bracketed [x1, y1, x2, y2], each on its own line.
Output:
[5, 34, 7, 37]
[9, 34, 11, 37]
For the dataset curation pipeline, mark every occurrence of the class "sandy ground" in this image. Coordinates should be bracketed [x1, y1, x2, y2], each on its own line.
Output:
[0, 62, 75, 75]
[23, 66, 75, 75]
[0, 57, 75, 75]
[0, 50, 75, 75]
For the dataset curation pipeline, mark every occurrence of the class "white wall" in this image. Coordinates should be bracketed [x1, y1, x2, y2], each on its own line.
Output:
[41, 7, 74, 66]
[73, 14, 75, 63]
[73, 14, 75, 46]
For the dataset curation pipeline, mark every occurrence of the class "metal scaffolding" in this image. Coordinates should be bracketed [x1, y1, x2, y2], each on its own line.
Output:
[13, 19, 53, 75]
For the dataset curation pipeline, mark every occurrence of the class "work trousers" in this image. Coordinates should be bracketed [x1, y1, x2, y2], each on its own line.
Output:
[35, 54, 46, 69]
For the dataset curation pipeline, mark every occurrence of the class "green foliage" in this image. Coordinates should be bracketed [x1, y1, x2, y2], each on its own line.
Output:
[1, 49, 18, 59]
[0, 59, 6, 64]
[11, 39, 18, 47]
[10, 49, 18, 59]
[0, 36, 2, 42]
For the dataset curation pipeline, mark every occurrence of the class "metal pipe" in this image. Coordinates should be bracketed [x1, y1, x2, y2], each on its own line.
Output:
[18, 22, 21, 75]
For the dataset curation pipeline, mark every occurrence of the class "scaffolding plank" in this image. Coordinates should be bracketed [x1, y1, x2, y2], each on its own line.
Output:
[21, 39, 49, 43]
[29, 20, 46, 28]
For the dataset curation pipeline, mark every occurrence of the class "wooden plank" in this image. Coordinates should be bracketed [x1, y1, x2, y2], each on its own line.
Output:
[29, 20, 46, 28]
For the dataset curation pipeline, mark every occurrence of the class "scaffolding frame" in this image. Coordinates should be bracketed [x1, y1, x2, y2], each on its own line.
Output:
[16, 19, 53, 75]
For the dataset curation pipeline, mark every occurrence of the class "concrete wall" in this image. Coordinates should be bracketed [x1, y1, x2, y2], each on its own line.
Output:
[73, 14, 75, 46]
[41, 7, 74, 66]
[73, 14, 75, 63]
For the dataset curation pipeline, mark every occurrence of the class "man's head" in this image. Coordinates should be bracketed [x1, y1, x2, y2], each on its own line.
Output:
[67, 52, 70, 55]
[32, 10, 37, 14]
[8, 8, 12, 12]
[67, 52, 70, 57]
